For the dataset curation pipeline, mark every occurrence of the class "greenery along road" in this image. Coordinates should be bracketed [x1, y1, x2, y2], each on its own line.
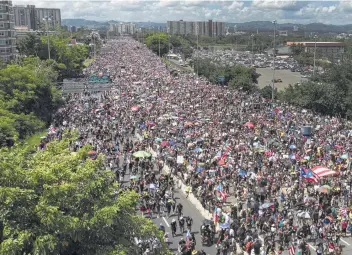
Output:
[0, 136, 171, 255]
[0, 30, 95, 147]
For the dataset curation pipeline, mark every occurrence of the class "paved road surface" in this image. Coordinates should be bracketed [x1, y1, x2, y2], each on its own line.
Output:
[121, 167, 217, 255]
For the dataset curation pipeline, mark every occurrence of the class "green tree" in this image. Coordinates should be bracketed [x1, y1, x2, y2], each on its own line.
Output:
[0, 138, 171, 255]
[290, 43, 305, 56]
[17, 33, 43, 57]
[17, 32, 89, 80]
[0, 57, 62, 145]
[0, 57, 62, 123]
[145, 33, 169, 56]
[260, 85, 278, 100]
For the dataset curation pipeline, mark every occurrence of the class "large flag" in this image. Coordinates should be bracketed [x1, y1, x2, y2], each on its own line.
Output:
[300, 167, 318, 183]
[288, 244, 295, 255]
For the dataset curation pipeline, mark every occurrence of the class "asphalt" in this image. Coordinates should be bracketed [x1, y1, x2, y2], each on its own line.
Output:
[121, 167, 217, 255]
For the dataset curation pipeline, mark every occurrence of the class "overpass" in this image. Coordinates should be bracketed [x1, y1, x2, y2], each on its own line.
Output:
[61, 80, 113, 95]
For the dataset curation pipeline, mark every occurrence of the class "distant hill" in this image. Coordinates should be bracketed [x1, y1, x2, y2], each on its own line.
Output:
[62, 19, 167, 28]
[62, 19, 352, 33]
[227, 21, 352, 33]
[62, 19, 105, 27]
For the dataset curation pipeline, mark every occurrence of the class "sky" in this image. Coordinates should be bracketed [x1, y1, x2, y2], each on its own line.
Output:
[12, 0, 352, 25]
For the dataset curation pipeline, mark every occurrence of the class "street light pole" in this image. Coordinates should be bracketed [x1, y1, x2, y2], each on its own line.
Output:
[251, 34, 254, 66]
[158, 33, 160, 57]
[43, 16, 51, 59]
[196, 22, 199, 77]
[313, 35, 317, 76]
[271, 20, 277, 103]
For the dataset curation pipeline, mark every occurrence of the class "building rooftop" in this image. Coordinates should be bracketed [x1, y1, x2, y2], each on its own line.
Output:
[286, 42, 344, 47]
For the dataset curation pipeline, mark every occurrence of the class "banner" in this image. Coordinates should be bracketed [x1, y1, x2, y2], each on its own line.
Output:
[177, 155, 184, 164]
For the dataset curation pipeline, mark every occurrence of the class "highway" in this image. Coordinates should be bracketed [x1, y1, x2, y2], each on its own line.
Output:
[121, 165, 217, 255]
[124, 134, 352, 255]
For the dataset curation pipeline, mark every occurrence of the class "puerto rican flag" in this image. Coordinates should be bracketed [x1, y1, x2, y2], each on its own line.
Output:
[213, 208, 219, 224]
[288, 244, 295, 255]
[300, 168, 319, 183]
[215, 183, 227, 201]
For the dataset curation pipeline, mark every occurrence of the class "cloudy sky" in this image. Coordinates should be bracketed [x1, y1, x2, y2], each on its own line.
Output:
[13, 0, 352, 25]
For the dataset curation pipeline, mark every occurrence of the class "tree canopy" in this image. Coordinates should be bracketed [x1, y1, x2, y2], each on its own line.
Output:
[279, 59, 352, 118]
[0, 57, 62, 146]
[17, 32, 89, 80]
[0, 137, 170, 255]
[194, 58, 259, 92]
[145, 33, 169, 57]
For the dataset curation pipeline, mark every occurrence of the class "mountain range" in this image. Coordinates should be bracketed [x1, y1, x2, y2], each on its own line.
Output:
[62, 19, 352, 33]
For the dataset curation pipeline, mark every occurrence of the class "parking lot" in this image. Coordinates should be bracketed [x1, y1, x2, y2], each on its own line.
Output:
[257, 67, 306, 90]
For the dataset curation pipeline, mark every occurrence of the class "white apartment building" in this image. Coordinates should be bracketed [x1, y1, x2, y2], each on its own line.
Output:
[109, 23, 136, 35]
[167, 20, 225, 37]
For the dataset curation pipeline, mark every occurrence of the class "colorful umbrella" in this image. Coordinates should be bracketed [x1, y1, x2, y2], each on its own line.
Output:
[317, 185, 331, 194]
[244, 122, 254, 129]
[289, 144, 296, 150]
[160, 141, 169, 147]
[131, 105, 139, 111]
[133, 151, 151, 158]
[341, 154, 349, 159]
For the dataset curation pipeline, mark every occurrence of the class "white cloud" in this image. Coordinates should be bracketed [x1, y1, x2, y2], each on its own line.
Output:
[229, 1, 244, 9]
[11, 0, 351, 24]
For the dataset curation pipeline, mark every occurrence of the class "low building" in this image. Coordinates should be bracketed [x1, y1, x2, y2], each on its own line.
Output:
[278, 30, 288, 36]
[286, 41, 344, 55]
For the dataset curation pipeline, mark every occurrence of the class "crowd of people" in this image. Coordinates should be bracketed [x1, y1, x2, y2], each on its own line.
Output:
[49, 37, 352, 255]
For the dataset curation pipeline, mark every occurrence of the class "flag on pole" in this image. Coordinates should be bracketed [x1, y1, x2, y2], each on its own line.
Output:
[288, 244, 295, 255]
[213, 207, 219, 224]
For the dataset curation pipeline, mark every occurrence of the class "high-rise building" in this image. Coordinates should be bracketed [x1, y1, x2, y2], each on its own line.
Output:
[109, 23, 136, 35]
[167, 20, 225, 37]
[0, 1, 16, 61]
[13, 4, 61, 30]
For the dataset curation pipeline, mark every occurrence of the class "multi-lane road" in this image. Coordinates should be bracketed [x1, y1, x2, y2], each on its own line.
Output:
[120, 135, 352, 255]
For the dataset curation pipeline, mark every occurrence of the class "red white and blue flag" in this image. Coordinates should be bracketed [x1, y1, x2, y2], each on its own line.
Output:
[300, 168, 319, 183]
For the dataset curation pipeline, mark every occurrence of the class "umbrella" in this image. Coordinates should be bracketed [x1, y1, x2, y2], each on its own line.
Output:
[260, 202, 274, 209]
[244, 122, 254, 129]
[318, 185, 331, 194]
[133, 151, 151, 158]
[130, 175, 139, 180]
[131, 105, 139, 111]
[289, 144, 296, 149]
[341, 154, 349, 159]
[160, 141, 169, 147]
[297, 211, 311, 219]
[196, 167, 205, 173]
[194, 147, 203, 153]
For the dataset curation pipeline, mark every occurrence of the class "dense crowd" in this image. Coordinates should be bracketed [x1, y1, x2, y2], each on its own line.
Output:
[49, 38, 352, 255]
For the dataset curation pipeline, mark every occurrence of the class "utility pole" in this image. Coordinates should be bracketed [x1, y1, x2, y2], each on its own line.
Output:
[251, 34, 254, 66]
[158, 33, 161, 57]
[271, 20, 277, 103]
[196, 22, 199, 77]
[313, 35, 317, 76]
[43, 16, 51, 59]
